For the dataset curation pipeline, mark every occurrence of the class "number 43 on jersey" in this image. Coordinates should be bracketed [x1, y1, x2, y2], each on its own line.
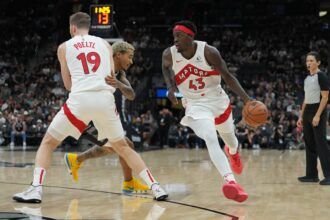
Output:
[189, 78, 205, 90]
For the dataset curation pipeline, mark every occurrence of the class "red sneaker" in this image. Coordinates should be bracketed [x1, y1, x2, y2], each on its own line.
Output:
[224, 145, 243, 174]
[222, 181, 248, 203]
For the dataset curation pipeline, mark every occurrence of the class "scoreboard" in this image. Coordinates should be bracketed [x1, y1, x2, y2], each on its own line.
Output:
[90, 5, 113, 30]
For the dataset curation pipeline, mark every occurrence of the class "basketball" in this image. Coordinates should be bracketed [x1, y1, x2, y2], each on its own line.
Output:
[242, 101, 268, 127]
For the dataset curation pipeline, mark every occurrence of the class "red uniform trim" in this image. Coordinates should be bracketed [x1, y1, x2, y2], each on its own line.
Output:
[63, 103, 87, 133]
[39, 169, 44, 185]
[146, 169, 155, 183]
[215, 104, 232, 125]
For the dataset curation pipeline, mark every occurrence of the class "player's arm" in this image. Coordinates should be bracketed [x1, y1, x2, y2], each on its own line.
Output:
[204, 44, 251, 103]
[117, 71, 135, 100]
[105, 71, 135, 100]
[101, 40, 135, 99]
[162, 48, 178, 104]
[313, 72, 330, 126]
[57, 43, 72, 91]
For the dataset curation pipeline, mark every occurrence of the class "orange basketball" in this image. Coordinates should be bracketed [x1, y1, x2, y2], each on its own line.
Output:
[242, 101, 268, 127]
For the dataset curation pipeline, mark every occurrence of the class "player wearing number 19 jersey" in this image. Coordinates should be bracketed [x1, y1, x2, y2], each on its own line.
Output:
[13, 12, 167, 204]
[162, 21, 251, 202]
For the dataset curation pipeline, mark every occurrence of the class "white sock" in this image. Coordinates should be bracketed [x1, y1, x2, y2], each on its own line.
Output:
[139, 168, 158, 189]
[32, 167, 46, 186]
[223, 173, 236, 183]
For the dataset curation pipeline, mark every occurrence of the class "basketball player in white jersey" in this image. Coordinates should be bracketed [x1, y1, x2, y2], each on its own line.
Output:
[13, 12, 167, 203]
[162, 21, 250, 202]
[64, 41, 149, 194]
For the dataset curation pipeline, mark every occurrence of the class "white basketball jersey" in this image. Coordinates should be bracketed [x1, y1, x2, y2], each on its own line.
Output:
[170, 41, 224, 100]
[65, 34, 115, 94]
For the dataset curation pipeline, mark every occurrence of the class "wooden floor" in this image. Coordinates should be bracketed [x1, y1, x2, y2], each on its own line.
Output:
[0, 148, 329, 220]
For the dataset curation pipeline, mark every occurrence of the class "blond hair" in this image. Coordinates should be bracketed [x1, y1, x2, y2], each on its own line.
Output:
[112, 41, 135, 55]
[69, 12, 90, 29]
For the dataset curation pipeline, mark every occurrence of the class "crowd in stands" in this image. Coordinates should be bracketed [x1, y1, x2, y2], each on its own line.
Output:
[0, 0, 329, 150]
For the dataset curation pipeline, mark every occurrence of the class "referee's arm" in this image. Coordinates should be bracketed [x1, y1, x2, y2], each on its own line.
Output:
[297, 100, 306, 128]
[313, 73, 330, 127]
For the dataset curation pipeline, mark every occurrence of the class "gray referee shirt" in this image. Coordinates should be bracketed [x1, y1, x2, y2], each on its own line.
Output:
[304, 71, 330, 104]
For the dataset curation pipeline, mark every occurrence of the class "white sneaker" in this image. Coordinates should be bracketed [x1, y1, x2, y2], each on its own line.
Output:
[13, 186, 42, 203]
[151, 184, 168, 201]
[10, 142, 14, 150]
[23, 142, 27, 150]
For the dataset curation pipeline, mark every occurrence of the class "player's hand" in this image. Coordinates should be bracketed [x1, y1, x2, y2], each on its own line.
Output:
[296, 117, 303, 128]
[312, 115, 320, 127]
[167, 86, 178, 105]
[243, 97, 254, 104]
[105, 75, 119, 88]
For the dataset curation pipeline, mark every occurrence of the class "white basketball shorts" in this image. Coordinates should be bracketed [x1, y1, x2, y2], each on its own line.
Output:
[180, 94, 235, 134]
[47, 90, 124, 142]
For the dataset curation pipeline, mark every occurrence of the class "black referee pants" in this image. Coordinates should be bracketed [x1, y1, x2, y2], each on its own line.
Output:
[303, 104, 330, 178]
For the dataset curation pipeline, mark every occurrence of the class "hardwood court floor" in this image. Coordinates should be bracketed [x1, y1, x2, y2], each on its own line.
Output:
[0, 148, 329, 220]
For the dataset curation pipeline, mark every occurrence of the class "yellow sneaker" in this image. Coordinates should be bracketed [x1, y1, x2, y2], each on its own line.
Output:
[64, 153, 82, 182]
[122, 177, 149, 194]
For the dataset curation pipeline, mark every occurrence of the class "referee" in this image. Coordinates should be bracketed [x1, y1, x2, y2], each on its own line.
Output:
[297, 51, 330, 185]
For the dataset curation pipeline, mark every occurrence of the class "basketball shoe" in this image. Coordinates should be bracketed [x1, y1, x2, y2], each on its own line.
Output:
[222, 181, 248, 203]
[151, 183, 168, 201]
[224, 145, 243, 174]
[122, 177, 149, 194]
[13, 185, 42, 203]
[64, 153, 81, 182]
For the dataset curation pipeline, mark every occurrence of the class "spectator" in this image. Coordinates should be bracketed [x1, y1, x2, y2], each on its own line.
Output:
[177, 125, 189, 148]
[273, 125, 286, 150]
[31, 119, 47, 138]
[10, 114, 27, 149]
[157, 108, 173, 148]
[236, 124, 249, 148]
[168, 122, 179, 148]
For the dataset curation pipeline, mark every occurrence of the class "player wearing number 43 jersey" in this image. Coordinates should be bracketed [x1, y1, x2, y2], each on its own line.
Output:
[162, 20, 252, 202]
[13, 12, 167, 204]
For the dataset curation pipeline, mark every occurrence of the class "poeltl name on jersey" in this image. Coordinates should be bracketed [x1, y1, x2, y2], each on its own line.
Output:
[74, 41, 96, 50]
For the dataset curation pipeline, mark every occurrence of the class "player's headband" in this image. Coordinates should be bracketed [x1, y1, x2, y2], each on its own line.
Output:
[173, 25, 195, 37]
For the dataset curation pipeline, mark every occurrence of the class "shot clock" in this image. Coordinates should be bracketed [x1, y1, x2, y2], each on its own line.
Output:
[90, 5, 113, 30]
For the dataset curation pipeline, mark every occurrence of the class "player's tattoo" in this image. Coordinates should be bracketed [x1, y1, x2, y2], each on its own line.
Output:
[77, 146, 112, 162]
[117, 71, 135, 100]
